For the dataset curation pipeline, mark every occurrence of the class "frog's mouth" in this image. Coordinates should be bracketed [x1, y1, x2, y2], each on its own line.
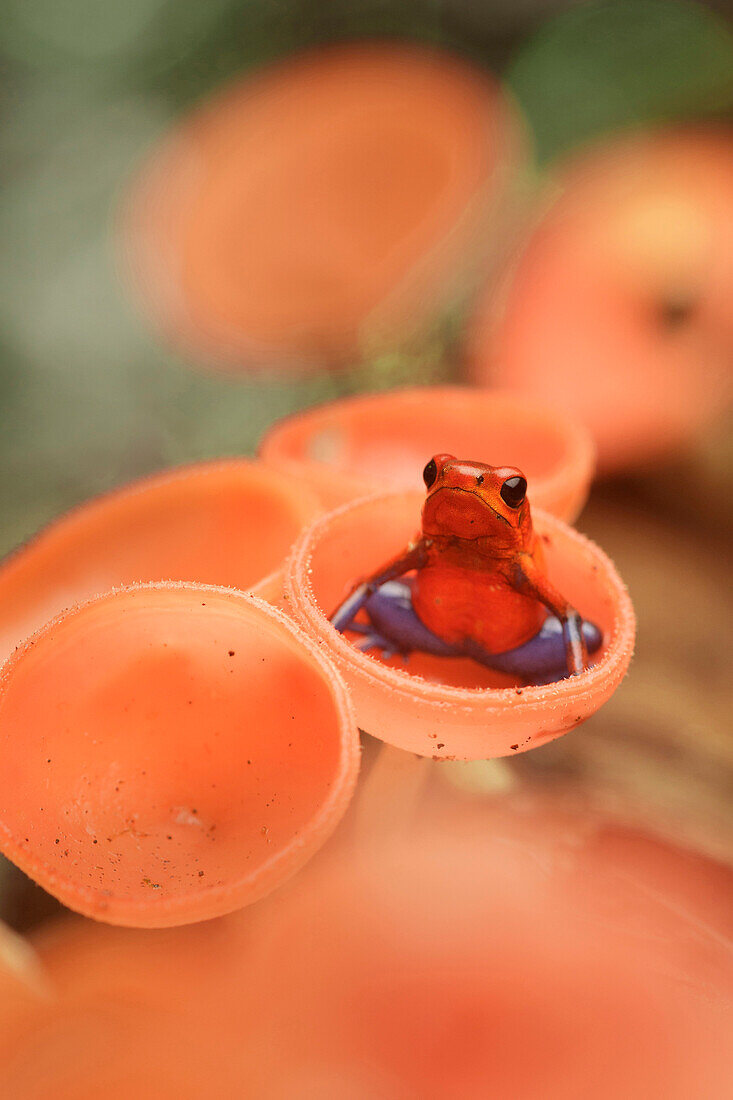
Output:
[423, 485, 513, 541]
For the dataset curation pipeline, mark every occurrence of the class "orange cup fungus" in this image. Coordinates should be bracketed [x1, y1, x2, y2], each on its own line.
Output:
[0, 917, 261, 1099]
[259, 386, 595, 520]
[0, 584, 359, 927]
[285, 492, 635, 759]
[123, 42, 526, 371]
[0, 802, 729, 1097]
[0, 921, 48, 1038]
[242, 802, 733, 1098]
[465, 127, 733, 470]
[0, 459, 320, 663]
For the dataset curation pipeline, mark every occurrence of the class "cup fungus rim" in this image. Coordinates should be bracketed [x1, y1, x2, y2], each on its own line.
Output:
[0, 582, 360, 927]
[0, 457, 322, 609]
[285, 490, 636, 715]
[259, 385, 596, 516]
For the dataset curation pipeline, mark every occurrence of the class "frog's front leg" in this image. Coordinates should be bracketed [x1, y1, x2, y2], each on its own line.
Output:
[513, 553, 589, 675]
[332, 578, 457, 659]
[330, 583, 374, 633]
[329, 540, 429, 635]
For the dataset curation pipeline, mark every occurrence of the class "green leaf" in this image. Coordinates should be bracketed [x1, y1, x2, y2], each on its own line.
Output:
[508, 0, 733, 164]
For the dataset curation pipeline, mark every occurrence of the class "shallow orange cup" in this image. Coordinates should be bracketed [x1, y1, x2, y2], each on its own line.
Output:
[259, 387, 595, 520]
[123, 42, 526, 371]
[285, 492, 635, 759]
[0, 459, 320, 663]
[0, 584, 359, 927]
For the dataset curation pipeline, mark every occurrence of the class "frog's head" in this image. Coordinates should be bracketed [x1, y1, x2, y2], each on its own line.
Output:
[420, 454, 531, 544]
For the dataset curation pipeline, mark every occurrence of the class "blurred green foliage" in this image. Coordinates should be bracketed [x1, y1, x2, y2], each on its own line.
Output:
[508, 0, 733, 163]
[0, 0, 458, 553]
[0, 0, 730, 553]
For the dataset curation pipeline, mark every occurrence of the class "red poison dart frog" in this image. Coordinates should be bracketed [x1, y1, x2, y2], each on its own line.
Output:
[330, 455, 602, 685]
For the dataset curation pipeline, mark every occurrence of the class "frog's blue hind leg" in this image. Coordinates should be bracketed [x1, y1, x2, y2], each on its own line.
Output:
[336, 578, 603, 683]
[463, 615, 603, 685]
[360, 580, 457, 658]
[329, 579, 439, 659]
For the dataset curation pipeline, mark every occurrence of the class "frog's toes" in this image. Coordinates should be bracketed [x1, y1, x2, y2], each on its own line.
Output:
[356, 631, 407, 661]
[526, 669, 570, 686]
[345, 621, 370, 636]
[582, 620, 603, 653]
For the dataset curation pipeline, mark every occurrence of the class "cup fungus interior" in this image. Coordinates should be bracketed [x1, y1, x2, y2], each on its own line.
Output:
[285, 492, 635, 760]
[0, 584, 358, 927]
[0, 460, 320, 663]
[259, 387, 595, 520]
[125, 42, 523, 368]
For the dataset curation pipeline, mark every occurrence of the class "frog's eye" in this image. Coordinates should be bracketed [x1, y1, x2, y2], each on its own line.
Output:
[500, 475, 527, 509]
[422, 458, 438, 489]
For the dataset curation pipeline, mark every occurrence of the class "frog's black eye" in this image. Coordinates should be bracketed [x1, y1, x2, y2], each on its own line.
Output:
[500, 475, 527, 509]
[476, 474, 484, 486]
[422, 458, 438, 489]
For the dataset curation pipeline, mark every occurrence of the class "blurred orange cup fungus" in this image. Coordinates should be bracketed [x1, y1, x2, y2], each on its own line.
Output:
[123, 42, 527, 371]
[0, 920, 49, 1032]
[0, 584, 359, 927]
[285, 492, 635, 758]
[465, 127, 733, 469]
[0, 917, 259, 1099]
[259, 386, 595, 520]
[0, 458, 320, 663]
[241, 801, 733, 1098]
[2, 798, 730, 1097]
